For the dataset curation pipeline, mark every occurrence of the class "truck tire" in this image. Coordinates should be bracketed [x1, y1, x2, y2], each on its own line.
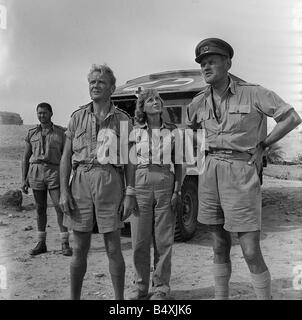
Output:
[174, 177, 198, 241]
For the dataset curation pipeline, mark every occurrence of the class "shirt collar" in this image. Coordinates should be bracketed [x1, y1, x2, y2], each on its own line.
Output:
[204, 75, 236, 98]
[36, 122, 54, 132]
[138, 117, 166, 130]
[87, 101, 116, 119]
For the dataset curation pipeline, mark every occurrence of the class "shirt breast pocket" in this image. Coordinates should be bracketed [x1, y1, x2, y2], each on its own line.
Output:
[228, 104, 251, 130]
[197, 108, 211, 122]
[196, 109, 214, 138]
[50, 136, 62, 148]
[30, 137, 41, 154]
[73, 129, 87, 152]
[49, 136, 63, 159]
[30, 137, 40, 145]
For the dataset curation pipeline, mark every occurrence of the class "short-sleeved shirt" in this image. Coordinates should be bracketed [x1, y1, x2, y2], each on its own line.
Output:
[25, 123, 66, 165]
[186, 76, 294, 153]
[66, 102, 133, 167]
[131, 121, 178, 167]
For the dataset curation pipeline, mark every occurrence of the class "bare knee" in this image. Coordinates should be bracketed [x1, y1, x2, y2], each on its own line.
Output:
[104, 232, 123, 260]
[242, 245, 261, 264]
[72, 232, 91, 259]
[209, 226, 232, 259]
[106, 241, 123, 260]
[36, 203, 47, 214]
[54, 204, 63, 214]
[238, 231, 262, 264]
[213, 242, 230, 257]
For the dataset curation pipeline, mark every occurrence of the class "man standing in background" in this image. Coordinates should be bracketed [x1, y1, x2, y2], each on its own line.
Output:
[22, 102, 72, 256]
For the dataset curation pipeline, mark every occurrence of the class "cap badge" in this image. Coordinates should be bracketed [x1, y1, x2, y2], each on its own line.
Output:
[203, 46, 209, 52]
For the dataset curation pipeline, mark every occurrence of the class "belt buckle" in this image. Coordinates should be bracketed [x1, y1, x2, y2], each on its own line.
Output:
[212, 149, 232, 155]
[84, 163, 93, 172]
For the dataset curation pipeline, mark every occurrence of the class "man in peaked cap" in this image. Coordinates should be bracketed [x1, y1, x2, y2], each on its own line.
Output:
[186, 37, 301, 299]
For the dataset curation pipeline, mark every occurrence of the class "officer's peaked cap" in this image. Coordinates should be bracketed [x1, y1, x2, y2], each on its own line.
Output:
[195, 38, 234, 63]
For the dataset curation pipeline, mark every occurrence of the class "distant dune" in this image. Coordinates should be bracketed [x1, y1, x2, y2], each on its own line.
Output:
[0, 111, 23, 125]
[0, 124, 33, 160]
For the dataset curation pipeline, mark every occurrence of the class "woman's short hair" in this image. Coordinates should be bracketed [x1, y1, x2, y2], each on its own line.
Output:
[135, 88, 163, 125]
[36, 102, 52, 113]
[87, 64, 116, 86]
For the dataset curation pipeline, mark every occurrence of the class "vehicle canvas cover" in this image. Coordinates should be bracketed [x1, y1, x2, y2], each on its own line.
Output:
[113, 69, 245, 98]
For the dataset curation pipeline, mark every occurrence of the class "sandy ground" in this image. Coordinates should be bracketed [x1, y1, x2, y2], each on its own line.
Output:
[0, 156, 302, 301]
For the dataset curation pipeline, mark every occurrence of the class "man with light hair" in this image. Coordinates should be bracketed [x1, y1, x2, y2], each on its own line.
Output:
[60, 64, 138, 300]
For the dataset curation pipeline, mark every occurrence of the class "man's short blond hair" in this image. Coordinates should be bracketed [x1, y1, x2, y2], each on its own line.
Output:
[87, 64, 116, 86]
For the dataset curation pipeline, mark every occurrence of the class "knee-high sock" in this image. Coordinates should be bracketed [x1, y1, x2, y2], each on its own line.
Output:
[213, 262, 232, 300]
[251, 269, 271, 300]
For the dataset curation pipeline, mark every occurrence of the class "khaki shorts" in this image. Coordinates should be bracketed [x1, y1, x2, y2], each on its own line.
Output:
[198, 154, 261, 232]
[63, 164, 124, 233]
[28, 163, 60, 190]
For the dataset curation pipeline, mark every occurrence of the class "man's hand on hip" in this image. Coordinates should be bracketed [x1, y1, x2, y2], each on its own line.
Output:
[248, 142, 267, 167]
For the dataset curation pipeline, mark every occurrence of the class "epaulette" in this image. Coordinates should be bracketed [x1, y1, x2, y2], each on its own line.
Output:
[26, 125, 39, 139]
[236, 81, 259, 87]
[53, 124, 67, 131]
[28, 125, 38, 132]
[70, 103, 90, 118]
[115, 106, 131, 119]
[193, 85, 209, 98]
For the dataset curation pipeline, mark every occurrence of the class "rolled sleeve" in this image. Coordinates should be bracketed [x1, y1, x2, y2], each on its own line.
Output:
[24, 132, 30, 143]
[255, 86, 294, 122]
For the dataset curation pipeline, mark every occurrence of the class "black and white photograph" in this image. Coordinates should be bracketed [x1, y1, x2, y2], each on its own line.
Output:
[0, 0, 302, 303]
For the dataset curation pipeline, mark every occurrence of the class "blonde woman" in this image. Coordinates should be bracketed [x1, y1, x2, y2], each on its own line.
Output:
[129, 88, 182, 300]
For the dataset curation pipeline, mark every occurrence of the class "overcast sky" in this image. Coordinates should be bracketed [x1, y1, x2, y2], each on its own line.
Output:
[0, 0, 302, 125]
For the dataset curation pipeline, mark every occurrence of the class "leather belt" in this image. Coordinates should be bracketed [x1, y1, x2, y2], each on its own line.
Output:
[207, 148, 251, 161]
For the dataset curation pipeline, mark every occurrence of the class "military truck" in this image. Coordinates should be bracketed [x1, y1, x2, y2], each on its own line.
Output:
[111, 69, 251, 241]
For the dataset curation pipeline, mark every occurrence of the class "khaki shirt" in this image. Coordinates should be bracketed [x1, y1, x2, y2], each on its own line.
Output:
[25, 123, 66, 165]
[66, 102, 133, 167]
[131, 121, 178, 167]
[186, 77, 293, 153]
